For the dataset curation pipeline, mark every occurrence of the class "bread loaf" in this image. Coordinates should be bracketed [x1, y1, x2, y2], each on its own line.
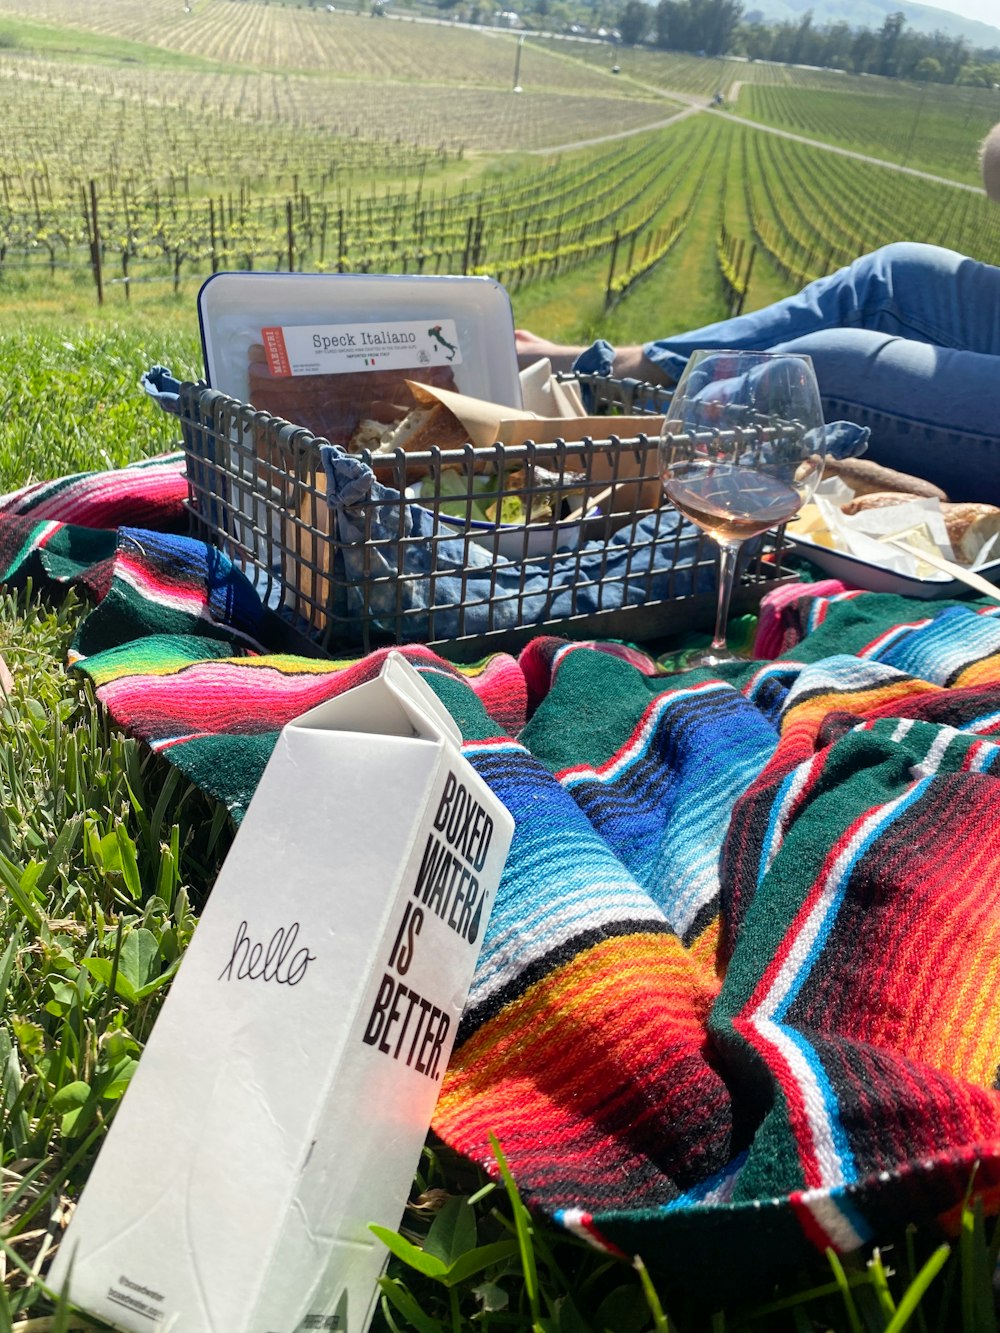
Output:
[942, 505, 1000, 559]
[344, 402, 472, 482]
[822, 457, 947, 501]
[840, 493, 1000, 562]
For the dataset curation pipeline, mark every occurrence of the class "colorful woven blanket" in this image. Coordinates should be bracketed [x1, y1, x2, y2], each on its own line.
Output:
[7, 455, 1000, 1291]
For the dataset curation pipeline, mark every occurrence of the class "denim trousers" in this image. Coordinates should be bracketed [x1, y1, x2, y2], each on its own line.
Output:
[642, 244, 1000, 504]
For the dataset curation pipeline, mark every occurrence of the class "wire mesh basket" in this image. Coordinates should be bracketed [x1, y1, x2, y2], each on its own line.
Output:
[176, 375, 795, 661]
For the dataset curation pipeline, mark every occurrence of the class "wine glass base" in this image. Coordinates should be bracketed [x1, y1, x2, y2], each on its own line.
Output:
[689, 647, 745, 668]
[656, 644, 747, 675]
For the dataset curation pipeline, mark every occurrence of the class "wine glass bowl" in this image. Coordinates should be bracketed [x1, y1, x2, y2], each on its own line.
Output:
[659, 350, 826, 668]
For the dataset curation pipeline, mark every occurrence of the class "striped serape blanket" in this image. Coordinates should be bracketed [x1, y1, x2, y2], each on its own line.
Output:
[6, 454, 1000, 1290]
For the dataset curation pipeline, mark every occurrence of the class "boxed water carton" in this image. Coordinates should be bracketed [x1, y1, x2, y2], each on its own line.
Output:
[49, 653, 514, 1332]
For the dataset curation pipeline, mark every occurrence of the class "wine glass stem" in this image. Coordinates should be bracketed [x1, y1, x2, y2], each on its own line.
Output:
[710, 540, 742, 651]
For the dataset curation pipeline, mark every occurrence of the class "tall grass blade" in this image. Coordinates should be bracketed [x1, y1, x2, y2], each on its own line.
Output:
[868, 1248, 897, 1320]
[826, 1248, 864, 1333]
[488, 1134, 544, 1332]
[884, 1244, 951, 1333]
[633, 1257, 671, 1333]
[959, 1195, 997, 1333]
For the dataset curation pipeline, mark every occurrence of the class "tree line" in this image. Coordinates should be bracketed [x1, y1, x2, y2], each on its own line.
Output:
[617, 0, 999, 85]
[430, 0, 999, 86]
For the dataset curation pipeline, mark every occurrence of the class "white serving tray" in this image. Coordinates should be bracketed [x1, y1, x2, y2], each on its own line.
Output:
[787, 532, 1000, 599]
[197, 271, 523, 414]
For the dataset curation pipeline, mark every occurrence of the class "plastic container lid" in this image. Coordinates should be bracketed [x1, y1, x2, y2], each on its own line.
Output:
[197, 271, 523, 431]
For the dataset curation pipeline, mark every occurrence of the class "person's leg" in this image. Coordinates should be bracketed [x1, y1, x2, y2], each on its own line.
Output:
[644, 244, 1000, 384]
[766, 328, 1000, 504]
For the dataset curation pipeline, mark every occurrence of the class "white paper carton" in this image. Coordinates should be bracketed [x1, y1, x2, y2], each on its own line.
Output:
[49, 654, 514, 1333]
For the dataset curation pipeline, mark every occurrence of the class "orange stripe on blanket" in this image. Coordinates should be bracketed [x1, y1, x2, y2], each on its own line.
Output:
[433, 933, 728, 1201]
[952, 657, 1000, 690]
[772, 679, 941, 768]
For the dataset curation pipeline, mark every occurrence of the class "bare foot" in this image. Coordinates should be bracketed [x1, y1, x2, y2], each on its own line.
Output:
[514, 329, 586, 374]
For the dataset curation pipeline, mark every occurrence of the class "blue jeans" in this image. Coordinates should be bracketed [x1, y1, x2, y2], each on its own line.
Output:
[642, 244, 1000, 505]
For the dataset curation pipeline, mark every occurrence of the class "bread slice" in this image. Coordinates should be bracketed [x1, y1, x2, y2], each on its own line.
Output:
[840, 491, 928, 516]
[348, 402, 471, 483]
[840, 492, 1000, 564]
[944, 505, 1000, 558]
[380, 403, 470, 456]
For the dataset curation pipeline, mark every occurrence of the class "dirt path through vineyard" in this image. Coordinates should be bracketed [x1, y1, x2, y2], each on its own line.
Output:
[712, 106, 987, 193]
[519, 102, 707, 153]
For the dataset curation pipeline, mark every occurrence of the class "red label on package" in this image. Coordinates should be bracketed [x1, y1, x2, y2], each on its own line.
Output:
[262, 326, 292, 377]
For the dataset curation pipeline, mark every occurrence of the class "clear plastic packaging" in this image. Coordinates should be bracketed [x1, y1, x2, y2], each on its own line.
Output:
[197, 271, 523, 449]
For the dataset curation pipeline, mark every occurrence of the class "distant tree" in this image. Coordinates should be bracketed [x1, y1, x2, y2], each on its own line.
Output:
[543, 0, 573, 27]
[731, 6, 996, 81]
[619, 0, 650, 44]
[876, 11, 905, 77]
[737, 18, 771, 60]
[933, 32, 971, 82]
[849, 27, 879, 73]
[655, 0, 741, 55]
[655, 0, 685, 49]
[700, 0, 743, 55]
[589, 0, 619, 30]
[958, 61, 1000, 86]
[822, 20, 854, 70]
[655, 0, 675, 47]
[788, 11, 813, 64]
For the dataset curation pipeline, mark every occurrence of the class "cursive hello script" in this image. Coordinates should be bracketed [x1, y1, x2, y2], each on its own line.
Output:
[218, 920, 316, 986]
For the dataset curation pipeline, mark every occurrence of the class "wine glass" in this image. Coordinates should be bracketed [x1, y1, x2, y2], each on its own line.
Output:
[659, 349, 826, 669]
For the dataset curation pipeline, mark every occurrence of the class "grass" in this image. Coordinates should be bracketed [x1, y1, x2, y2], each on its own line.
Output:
[0, 324, 198, 489]
[373, 1143, 998, 1332]
[736, 80, 1000, 187]
[0, 578, 234, 1328]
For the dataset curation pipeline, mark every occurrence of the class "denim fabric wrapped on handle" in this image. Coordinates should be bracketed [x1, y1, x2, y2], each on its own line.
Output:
[141, 365, 191, 415]
[141, 367, 231, 535]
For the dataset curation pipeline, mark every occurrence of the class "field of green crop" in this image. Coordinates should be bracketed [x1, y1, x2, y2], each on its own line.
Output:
[738, 79, 1000, 185]
[0, 0, 996, 332]
[0, 0, 650, 98]
[3, 4, 1000, 1329]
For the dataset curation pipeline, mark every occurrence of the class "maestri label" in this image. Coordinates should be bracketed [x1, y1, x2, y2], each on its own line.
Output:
[261, 319, 462, 377]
